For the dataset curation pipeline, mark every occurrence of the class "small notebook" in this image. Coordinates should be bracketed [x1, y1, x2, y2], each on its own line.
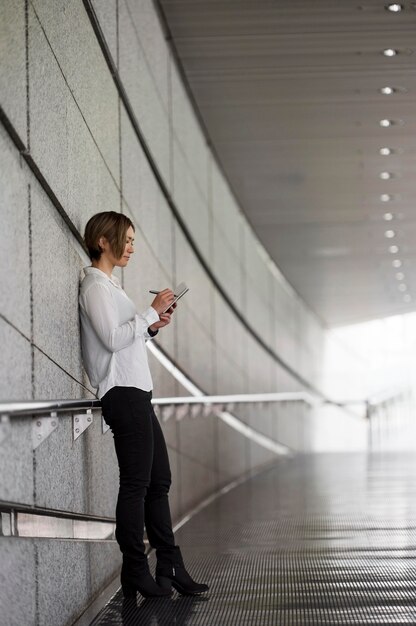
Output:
[161, 282, 189, 314]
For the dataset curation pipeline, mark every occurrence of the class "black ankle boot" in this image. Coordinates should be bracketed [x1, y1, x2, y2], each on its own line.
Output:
[121, 570, 173, 599]
[156, 563, 209, 596]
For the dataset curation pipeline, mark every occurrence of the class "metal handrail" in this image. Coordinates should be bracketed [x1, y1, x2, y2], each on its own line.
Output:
[0, 398, 101, 417]
[0, 392, 318, 418]
[2, 388, 407, 419]
[0, 392, 319, 457]
[154, 392, 320, 407]
[367, 387, 409, 406]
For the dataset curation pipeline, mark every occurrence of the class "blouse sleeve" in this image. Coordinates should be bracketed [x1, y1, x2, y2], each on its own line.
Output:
[81, 282, 159, 352]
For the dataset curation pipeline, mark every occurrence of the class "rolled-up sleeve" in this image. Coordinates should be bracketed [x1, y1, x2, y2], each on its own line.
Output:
[81, 282, 159, 352]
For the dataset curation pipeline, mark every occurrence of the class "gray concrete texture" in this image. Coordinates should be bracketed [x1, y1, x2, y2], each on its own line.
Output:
[211, 159, 241, 259]
[172, 139, 211, 262]
[0, 0, 27, 141]
[0, 538, 37, 626]
[30, 0, 120, 183]
[0, 128, 31, 339]
[0, 0, 345, 624]
[212, 222, 244, 310]
[123, 0, 170, 114]
[118, 0, 171, 188]
[90, 1, 118, 67]
[171, 59, 209, 202]
[28, 2, 120, 231]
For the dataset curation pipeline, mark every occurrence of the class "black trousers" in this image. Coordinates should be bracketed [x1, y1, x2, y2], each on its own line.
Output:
[101, 386, 177, 575]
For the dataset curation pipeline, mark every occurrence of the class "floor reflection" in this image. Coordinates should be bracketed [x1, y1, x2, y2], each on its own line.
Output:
[120, 594, 208, 625]
[92, 453, 416, 625]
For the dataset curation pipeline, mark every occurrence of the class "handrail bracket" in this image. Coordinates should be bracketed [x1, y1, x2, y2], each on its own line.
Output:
[32, 412, 59, 450]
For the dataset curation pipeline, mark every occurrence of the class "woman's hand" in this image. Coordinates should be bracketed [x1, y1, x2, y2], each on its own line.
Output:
[149, 312, 172, 331]
[149, 302, 177, 332]
[151, 289, 175, 315]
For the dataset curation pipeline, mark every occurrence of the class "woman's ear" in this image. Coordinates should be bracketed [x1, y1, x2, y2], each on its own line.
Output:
[98, 236, 107, 251]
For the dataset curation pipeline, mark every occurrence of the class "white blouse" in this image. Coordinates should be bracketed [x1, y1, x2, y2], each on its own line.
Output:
[78, 266, 160, 399]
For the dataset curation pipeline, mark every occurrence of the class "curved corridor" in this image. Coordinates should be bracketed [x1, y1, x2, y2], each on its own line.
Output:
[91, 452, 416, 625]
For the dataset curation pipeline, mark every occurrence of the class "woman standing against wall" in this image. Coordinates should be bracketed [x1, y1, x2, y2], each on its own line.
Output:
[79, 211, 209, 599]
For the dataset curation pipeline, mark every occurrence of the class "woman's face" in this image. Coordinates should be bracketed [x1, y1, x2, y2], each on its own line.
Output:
[99, 225, 135, 267]
[120, 226, 135, 267]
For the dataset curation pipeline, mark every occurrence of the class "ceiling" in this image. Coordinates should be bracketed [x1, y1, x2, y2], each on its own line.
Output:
[157, 0, 416, 327]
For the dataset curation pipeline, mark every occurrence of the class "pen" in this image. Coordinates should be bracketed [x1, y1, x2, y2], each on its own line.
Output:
[149, 290, 160, 294]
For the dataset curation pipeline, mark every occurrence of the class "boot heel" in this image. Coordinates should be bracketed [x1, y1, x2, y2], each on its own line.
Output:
[121, 573, 173, 598]
[156, 575, 172, 591]
[156, 567, 209, 596]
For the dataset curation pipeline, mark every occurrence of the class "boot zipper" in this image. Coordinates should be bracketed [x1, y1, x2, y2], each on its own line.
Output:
[173, 566, 176, 577]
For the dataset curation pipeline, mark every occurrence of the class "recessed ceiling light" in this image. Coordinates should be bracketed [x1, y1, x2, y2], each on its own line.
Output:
[380, 119, 393, 127]
[380, 87, 395, 95]
[380, 193, 392, 202]
[403, 294, 412, 303]
[396, 272, 405, 280]
[380, 171, 392, 179]
[380, 147, 392, 155]
[398, 283, 407, 291]
[392, 259, 402, 268]
[386, 4, 403, 11]
[385, 230, 396, 238]
[383, 212, 394, 220]
[389, 245, 399, 253]
[383, 48, 398, 56]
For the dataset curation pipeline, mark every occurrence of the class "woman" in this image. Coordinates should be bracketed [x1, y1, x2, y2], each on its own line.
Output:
[79, 211, 208, 599]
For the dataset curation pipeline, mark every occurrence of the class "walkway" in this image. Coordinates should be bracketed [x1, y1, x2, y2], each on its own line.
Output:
[91, 453, 416, 625]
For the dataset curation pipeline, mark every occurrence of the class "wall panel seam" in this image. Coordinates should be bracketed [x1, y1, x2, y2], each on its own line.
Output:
[29, 0, 120, 189]
[123, 0, 209, 203]
[0, 103, 86, 255]
[25, 0, 30, 149]
[30, 344, 95, 398]
[0, 312, 31, 346]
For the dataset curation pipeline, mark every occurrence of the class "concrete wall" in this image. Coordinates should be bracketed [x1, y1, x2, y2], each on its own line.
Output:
[0, 1, 364, 624]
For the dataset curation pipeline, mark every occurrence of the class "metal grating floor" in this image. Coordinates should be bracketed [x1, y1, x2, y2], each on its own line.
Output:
[90, 453, 416, 625]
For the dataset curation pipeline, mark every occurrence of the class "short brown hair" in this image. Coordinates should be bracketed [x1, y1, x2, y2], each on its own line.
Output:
[83, 211, 135, 261]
